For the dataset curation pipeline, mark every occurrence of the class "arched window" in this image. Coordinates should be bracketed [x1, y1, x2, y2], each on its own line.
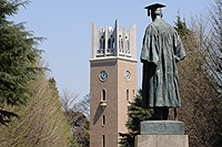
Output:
[112, 39, 115, 48]
[119, 39, 123, 50]
[121, 40, 124, 50]
[108, 39, 111, 48]
[127, 41, 130, 50]
[99, 39, 102, 49]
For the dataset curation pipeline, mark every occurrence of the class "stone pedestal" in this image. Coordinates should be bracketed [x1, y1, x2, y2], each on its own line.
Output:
[135, 135, 189, 147]
[135, 121, 189, 147]
[140, 120, 184, 135]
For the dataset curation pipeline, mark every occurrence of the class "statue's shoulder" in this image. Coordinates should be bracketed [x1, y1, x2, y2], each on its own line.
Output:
[155, 19, 174, 33]
[145, 22, 158, 33]
[146, 23, 154, 29]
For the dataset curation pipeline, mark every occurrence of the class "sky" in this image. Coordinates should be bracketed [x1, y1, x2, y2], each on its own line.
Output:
[10, 0, 210, 102]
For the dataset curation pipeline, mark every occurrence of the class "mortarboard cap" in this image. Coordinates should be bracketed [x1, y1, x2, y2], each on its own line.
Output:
[144, 3, 166, 16]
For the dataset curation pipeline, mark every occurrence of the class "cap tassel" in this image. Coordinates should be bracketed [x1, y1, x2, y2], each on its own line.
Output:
[148, 9, 150, 16]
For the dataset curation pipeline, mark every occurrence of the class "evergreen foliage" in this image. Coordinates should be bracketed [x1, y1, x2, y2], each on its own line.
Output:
[70, 111, 90, 147]
[119, 89, 151, 147]
[0, 0, 45, 125]
[0, 1, 72, 146]
[69, 135, 79, 147]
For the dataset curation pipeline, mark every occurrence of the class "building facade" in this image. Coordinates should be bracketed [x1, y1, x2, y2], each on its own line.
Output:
[90, 20, 137, 147]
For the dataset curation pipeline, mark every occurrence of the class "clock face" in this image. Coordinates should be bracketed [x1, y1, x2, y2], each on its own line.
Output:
[100, 70, 108, 81]
[125, 70, 131, 81]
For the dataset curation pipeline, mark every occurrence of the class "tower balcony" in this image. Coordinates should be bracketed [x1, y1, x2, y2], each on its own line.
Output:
[96, 48, 115, 57]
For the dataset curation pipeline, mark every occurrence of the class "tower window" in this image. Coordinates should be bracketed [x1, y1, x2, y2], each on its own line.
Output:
[112, 39, 115, 48]
[108, 39, 111, 48]
[102, 39, 105, 49]
[102, 135, 105, 147]
[127, 41, 130, 51]
[119, 40, 123, 50]
[102, 115, 105, 126]
[100, 39, 102, 49]
[126, 89, 129, 101]
[102, 89, 106, 101]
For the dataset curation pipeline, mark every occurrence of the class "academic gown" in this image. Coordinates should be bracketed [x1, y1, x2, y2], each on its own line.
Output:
[140, 17, 186, 108]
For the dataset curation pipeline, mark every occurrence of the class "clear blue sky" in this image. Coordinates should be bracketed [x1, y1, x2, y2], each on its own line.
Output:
[10, 0, 210, 102]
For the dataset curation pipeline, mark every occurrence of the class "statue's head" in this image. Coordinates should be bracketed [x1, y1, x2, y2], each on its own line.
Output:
[144, 3, 166, 21]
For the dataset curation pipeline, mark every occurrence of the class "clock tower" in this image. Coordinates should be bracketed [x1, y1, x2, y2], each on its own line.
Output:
[90, 20, 137, 147]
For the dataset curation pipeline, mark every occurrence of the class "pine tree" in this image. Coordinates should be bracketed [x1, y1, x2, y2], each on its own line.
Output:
[69, 135, 79, 147]
[0, 0, 45, 125]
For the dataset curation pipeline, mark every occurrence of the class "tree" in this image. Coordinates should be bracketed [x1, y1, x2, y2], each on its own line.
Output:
[75, 94, 90, 146]
[69, 135, 79, 147]
[208, 0, 222, 96]
[209, 1, 222, 146]
[175, 11, 222, 146]
[60, 90, 90, 147]
[0, 71, 71, 146]
[60, 88, 79, 113]
[78, 94, 90, 119]
[69, 111, 90, 147]
[119, 89, 151, 147]
[0, 0, 45, 125]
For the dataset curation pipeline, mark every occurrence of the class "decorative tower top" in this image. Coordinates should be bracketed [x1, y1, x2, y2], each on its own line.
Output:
[91, 19, 136, 61]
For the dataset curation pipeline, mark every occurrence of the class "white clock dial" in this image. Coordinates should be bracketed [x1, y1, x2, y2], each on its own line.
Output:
[125, 70, 131, 81]
[100, 70, 108, 81]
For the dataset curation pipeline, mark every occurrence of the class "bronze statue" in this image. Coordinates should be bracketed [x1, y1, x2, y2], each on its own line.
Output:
[140, 3, 186, 120]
